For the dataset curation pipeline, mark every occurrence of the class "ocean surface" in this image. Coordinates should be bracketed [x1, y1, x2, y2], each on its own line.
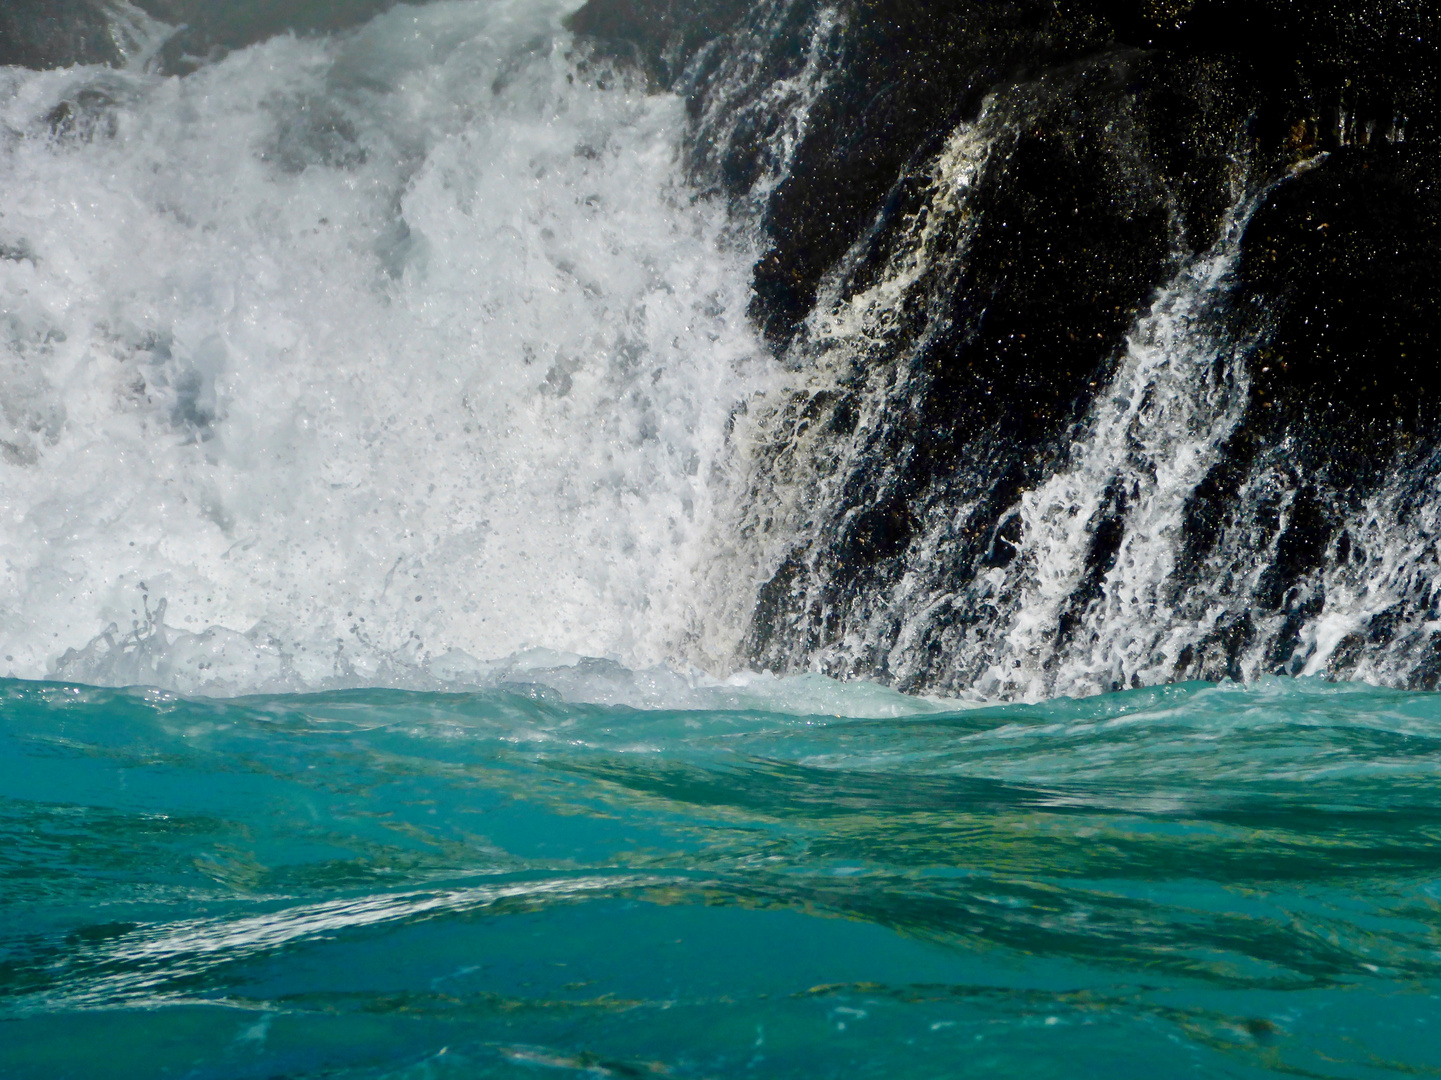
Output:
[5, 672, 1441, 1077]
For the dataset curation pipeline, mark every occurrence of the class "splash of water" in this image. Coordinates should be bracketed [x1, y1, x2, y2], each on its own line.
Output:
[991, 184, 1267, 699]
[0, 0, 773, 693]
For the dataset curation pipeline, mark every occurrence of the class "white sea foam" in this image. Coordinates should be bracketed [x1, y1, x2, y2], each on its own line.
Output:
[990, 188, 1264, 699]
[0, 0, 775, 693]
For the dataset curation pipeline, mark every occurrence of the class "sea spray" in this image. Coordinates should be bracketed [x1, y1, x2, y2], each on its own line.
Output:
[0, 0, 773, 691]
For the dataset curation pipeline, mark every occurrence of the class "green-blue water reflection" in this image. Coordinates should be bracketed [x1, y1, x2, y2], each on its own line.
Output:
[4, 677, 1440, 1077]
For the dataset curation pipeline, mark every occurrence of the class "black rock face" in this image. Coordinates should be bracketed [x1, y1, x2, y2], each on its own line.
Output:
[1241, 148, 1441, 460]
[150, 0, 405, 75]
[695, 0, 1120, 347]
[0, 0, 417, 73]
[737, 52, 1184, 677]
[1163, 145, 1441, 686]
[574, 0, 1435, 338]
[0, 0, 131, 68]
[565, 0, 757, 84]
[572, 0, 1440, 694]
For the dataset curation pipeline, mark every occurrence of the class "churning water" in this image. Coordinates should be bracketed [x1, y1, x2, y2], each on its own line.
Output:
[0, 0, 770, 693]
[6, 674, 1441, 1078]
[4, 2, 1441, 1077]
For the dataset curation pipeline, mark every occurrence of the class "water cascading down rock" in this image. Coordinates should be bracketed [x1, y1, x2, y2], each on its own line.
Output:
[2, 0, 1437, 699]
[572, 0, 1440, 698]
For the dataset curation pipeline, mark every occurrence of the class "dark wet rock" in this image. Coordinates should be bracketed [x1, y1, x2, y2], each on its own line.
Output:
[563, 0, 1440, 692]
[148, 0, 404, 75]
[44, 79, 135, 140]
[564, 0, 756, 84]
[0, 0, 429, 74]
[0, 0, 129, 68]
[730, 44, 1271, 688]
[1240, 148, 1441, 467]
[573, 0, 1437, 341]
[1165, 146, 1441, 681]
[705, 2, 1121, 347]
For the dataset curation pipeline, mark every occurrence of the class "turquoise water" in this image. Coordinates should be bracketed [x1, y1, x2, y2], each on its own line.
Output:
[4, 675, 1441, 1078]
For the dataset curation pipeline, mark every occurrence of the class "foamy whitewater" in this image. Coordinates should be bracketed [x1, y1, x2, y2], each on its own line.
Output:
[0, 0, 773, 694]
